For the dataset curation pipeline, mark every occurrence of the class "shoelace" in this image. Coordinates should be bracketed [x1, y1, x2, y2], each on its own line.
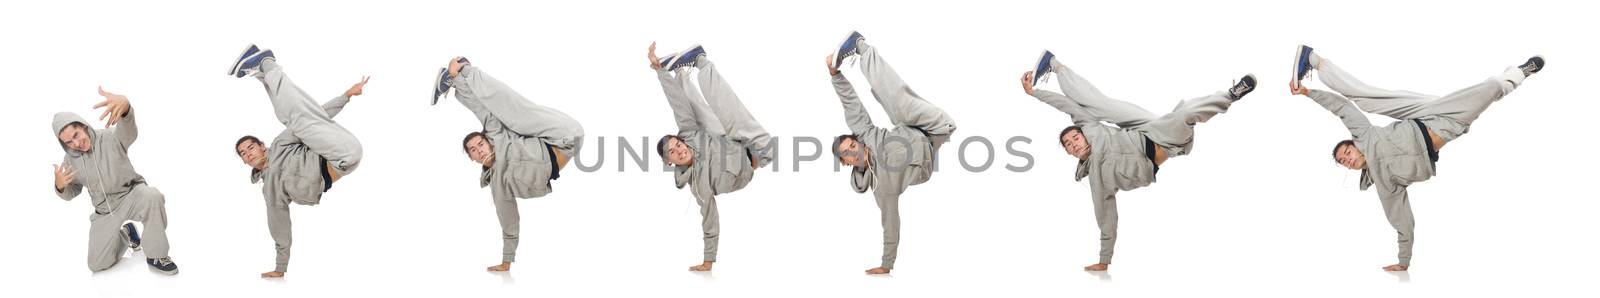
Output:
[1230, 79, 1251, 97]
[151, 257, 172, 266]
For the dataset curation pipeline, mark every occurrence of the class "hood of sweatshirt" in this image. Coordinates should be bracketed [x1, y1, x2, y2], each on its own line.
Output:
[52, 112, 94, 157]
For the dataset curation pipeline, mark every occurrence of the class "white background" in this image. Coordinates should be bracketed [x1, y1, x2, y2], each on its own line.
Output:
[2, 0, 1596, 297]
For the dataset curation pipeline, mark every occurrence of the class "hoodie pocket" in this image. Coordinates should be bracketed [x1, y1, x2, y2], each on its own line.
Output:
[285, 172, 322, 205]
[507, 160, 550, 198]
[1384, 156, 1431, 187]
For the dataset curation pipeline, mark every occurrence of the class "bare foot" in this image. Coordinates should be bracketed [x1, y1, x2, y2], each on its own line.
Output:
[865, 267, 891, 275]
[1382, 264, 1409, 271]
[1083, 263, 1110, 271]
[487, 262, 512, 272]
[260, 271, 284, 278]
[688, 261, 714, 271]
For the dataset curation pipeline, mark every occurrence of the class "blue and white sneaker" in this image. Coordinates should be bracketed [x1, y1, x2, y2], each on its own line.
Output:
[1292, 45, 1315, 82]
[146, 257, 179, 275]
[1519, 55, 1544, 76]
[1230, 74, 1258, 101]
[432, 57, 470, 105]
[226, 44, 260, 77]
[1031, 50, 1056, 86]
[656, 53, 676, 70]
[663, 45, 705, 72]
[121, 222, 142, 251]
[833, 31, 864, 68]
[232, 49, 275, 78]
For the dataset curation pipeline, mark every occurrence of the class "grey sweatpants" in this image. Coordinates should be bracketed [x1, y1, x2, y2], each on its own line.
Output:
[258, 58, 364, 176]
[87, 184, 169, 271]
[1315, 58, 1523, 142]
[453, 65, 585, 158]
[1046, 58, 1235, 264]
[1048, 59, 1234, 157]
[1314, 58, 1522, 265]
[663, 55, 772, 262]
[854, 39, 957, 269]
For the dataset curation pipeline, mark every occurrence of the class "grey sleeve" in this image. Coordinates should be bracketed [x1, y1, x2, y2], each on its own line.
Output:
[1377, 185, 1415, 266]
[1307, 90, 1374, 137]
[113, 107, 138, 150]
[1030, 90, 1099, 128]
[1090, 185, 1119, 264]
[833, 74, 878, 135]
[657, 69, 705, 133]
[696, 190, 720, 262]
[266, 196, 293, 272]
[874, 190, 901, 269]
[321, 95, 351, 118]
[492, 191, 520, 263]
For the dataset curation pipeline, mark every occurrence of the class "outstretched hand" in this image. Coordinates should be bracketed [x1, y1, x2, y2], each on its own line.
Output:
[93, 86, 130, 128]
[1020, 72, 1036, 95]
[648, 42, 662, 70]
[344, 76, 371, 98]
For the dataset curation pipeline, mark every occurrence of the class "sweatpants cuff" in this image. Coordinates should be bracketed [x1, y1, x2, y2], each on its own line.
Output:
[1099, 256, 1113, 264]
[1397, 258, 1411, 266]
[503, 254, 516, 263]
[275, 263, 289, 273]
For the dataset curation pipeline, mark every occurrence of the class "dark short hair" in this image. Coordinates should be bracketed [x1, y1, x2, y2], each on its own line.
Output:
[656, 134, 682, 159]
[463, 131, 488, 153]
[831, 134, 859, 161]
[234, 135, 262, 156]
[1331, 139, 1355, 164]
[1058, 126, 1083, 147]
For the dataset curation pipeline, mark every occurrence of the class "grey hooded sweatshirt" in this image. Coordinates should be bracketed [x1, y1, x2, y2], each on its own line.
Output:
[833, 72, 956, 270]
[1309, 89, 1435, 266]
[53, 111, 144, 211]
[249, 94, 351, 273]
[451, 64, 586, 264]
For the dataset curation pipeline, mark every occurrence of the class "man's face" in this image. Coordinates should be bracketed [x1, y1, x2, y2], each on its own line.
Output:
[835, 138, 867, 167]
[236, 140, 268, 170]
[466, 135, 495, 167]
[1335, 143, 1366, 170]
[58, 125, 92, 153]
[1060, 130, 1091, 160]
[665, 138, 694, 166]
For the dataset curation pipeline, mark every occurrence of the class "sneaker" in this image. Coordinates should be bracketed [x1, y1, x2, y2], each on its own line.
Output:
[226, 44, 260, 77]
[146, 257, 179, 275]
[1292, 45, 1315, 82]
[120, 222, 142, 252]
[663, 45, 705, 72]
[232, 49, 275, 78]
[1230, 74, 1258, 100]
[432, 68, 450, 105]
[1519, 55, 1544, 76]
[833, 31, 864, 68]
[1031, 50, 1055, 86]
[432, 57, 471, 105]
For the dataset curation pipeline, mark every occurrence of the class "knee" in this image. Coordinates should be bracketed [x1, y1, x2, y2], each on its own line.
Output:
[87, 258, 116, 272]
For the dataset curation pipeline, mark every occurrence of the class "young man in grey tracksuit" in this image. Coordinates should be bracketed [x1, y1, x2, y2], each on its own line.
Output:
[227, 45, 369, 278]
[1289, 45, 1543, 271]
[51, 87, 180, 275]
[1019, 51, 1256, 272]
[433, 56, 585, 273]
[826, 32, 957, 275]
[647, 43, 774, 272]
